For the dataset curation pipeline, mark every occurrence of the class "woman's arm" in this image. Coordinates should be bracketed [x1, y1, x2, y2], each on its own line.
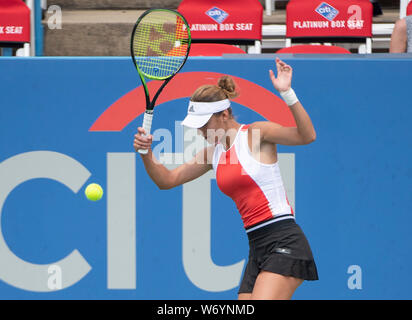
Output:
[390, 19, 407, 53]
[250, 107, 316, 146]
[134, 127, 213, 189]
[254, 58, 315, 146]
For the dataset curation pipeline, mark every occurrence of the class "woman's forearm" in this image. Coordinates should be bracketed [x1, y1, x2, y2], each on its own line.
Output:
[140, 151, 173, 189]
[289, 101, 316, 142]
[270, 59, 316, 143]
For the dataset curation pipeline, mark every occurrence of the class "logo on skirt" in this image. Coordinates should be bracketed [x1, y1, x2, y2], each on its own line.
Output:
[275, 248, 292, 255]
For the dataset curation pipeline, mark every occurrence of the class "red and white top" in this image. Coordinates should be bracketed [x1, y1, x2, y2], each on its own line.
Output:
[213, 124, 295, 233]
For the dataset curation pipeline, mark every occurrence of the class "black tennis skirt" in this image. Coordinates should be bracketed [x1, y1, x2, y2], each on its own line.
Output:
[238, 218, 319, 294]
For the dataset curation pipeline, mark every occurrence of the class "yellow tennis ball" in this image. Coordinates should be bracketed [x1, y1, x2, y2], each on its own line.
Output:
[85, 183, 103, 201]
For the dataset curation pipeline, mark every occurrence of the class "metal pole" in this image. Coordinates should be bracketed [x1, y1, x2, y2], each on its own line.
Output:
[26, 0, 35, 56]
[35, 0, 44, 56]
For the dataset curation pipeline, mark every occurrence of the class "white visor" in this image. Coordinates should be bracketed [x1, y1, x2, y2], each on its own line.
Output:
[181, 99, 231, 128]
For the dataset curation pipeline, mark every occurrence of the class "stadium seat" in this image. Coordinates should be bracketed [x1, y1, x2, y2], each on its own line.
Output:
[189, 43, 246, 56]
[0, 0, 31, 56]
[277, 44, 351, 54]
[178, 0, 263, 53]
[285, 0, 373, 53]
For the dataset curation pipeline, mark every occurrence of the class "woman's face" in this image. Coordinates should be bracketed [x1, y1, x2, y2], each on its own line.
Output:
[198, 114, 226, 145]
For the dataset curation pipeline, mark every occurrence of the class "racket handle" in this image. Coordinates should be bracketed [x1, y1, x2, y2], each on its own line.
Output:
[138, 110, 154, 155]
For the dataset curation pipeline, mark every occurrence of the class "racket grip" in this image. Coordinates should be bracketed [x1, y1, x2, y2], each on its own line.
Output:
[138, 110, 154, 155]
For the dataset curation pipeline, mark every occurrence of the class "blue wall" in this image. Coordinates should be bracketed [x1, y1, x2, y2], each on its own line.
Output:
[0, 55, 411, 299]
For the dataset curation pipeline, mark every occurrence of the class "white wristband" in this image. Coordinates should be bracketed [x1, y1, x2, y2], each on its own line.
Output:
[280, 88, 299, 106]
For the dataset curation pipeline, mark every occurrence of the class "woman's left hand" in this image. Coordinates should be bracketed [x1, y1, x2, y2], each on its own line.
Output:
[269, 57, 293, 92]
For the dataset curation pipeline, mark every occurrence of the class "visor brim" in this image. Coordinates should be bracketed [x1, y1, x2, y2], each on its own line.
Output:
[181, 113, 213, 129]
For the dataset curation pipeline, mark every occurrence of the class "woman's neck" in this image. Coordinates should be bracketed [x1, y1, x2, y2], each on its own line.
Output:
[223, 121, 242, 150]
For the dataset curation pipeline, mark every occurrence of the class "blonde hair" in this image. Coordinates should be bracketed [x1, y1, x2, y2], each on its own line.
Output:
[190, 76, 238, 118]
[191, 75, 239, 102]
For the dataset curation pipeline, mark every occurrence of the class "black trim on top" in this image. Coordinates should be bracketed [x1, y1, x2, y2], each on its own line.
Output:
[245, 214, 295, 232]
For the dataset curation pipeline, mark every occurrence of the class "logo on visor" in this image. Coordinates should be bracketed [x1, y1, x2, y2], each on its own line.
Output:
[206, 7, 229, 24]
[315, 2, 339, 21]
[188, 105, 195, 113]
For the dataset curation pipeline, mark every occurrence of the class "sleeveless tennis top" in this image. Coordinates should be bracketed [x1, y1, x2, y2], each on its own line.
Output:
[406, 15, 412, 53]
[212, 124, 295, 233]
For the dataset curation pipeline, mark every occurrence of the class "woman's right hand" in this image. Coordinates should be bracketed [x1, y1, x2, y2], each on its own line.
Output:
[133, 127, 153, 154]
[269, 57, 293, 93]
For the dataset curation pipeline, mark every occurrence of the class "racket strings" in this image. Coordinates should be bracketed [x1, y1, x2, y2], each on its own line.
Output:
[134, 26, 183, 77]
[133, 11, 189, 79]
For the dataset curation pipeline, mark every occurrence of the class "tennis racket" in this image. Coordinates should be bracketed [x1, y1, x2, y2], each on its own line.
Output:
[131, 8, 191, 154]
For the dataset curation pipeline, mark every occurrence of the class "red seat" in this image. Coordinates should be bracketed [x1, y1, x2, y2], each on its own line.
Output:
[277, 44, 351, 54]
[0, 0, 30, 44]
[177, 0, 262, 45]
[285, 0, 372, 53]
[407, 1, 412, 16]
[189, 43, 246, 56]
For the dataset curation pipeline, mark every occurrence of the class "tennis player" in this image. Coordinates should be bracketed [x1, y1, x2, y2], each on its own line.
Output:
[133, 57, 319, 300]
